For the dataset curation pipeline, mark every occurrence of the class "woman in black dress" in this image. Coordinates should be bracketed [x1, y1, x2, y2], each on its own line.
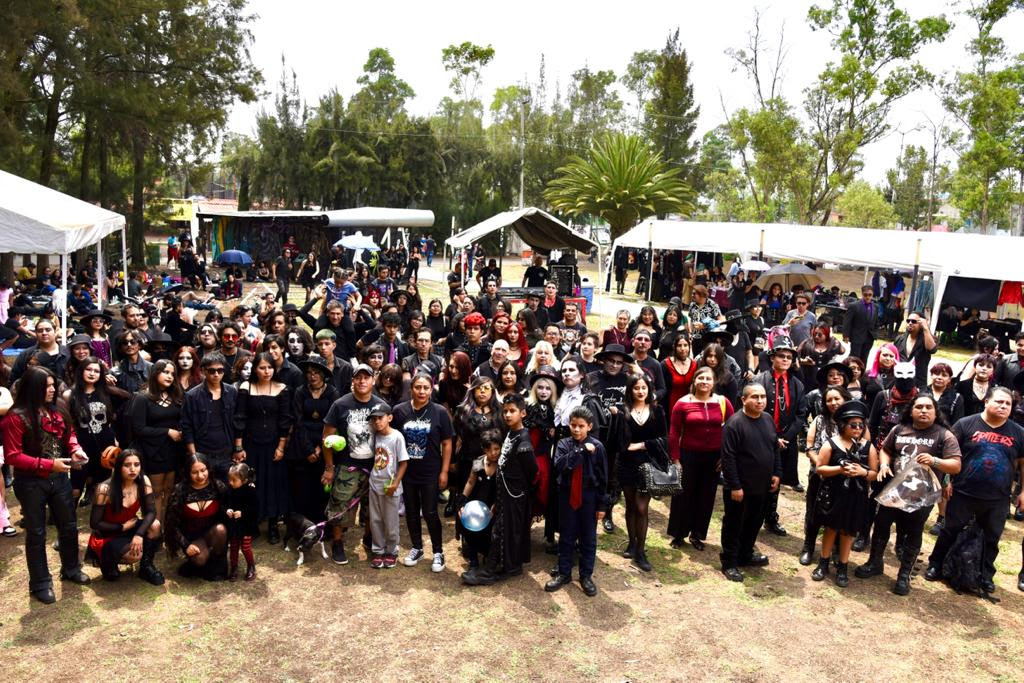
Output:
[233, 352, 294, 544]
[131, 359, 184, 526]
[425, 298, 447, 343]
[450, 376, 503, 518]
[87, 449, 164, 585]
[811, 400, 878, 587]
[65, 357, 118, 507]
[288, 355, 339, 522]
[619, 373, 667, 573]
[165, 453, 228, 580]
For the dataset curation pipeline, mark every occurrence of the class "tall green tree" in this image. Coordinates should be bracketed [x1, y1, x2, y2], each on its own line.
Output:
[644, 29, 700, 183]
[886, 144, 929, 228]
[622, 49, 658, 128]
[834, 180, 896, 228]
[802, 0, 951, 224]
[544, 132, 694, 240]
[943, 0, 1024, 233]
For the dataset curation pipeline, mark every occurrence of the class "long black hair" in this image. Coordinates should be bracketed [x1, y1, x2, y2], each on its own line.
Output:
[899, 393, 949, 429]
[699, 342, 734, 389]
[820, 385, 853, 437]
[142, 359, 184, 404]
[10, 366, 69, 457]
[69, 356, 114, 428]
[105, 448, 146, 514]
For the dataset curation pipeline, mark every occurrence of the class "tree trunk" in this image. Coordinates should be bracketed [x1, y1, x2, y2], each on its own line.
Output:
[37, 67, 65, 187]
[98, 132, 110, 208]
[79, 112, 93, 201]
[0, 253, 13, 285]
[131, 133, 147, 267]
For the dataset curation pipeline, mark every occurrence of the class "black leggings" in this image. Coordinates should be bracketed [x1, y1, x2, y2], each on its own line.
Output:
[403, 479, 442, 554]
[622, 485, 651, 550]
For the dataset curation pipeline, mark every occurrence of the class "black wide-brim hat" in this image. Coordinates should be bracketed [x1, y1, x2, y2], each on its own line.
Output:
[144, 331, 181, 352]
[529, 365, 563, 392]
[817, 361, 854, 387]
[80, 309, 112, 326]
[595, 343, 629, 362]
[299, 354, 332, 378]
[702, 330, 733, 347]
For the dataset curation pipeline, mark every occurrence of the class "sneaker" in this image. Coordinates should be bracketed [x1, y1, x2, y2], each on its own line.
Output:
[331, 542, 348, 565]
[383, 554, 397, 569]
[403, 548, 425, 567]
[371, 554, 385, 569]
[431, 552, 445, 573]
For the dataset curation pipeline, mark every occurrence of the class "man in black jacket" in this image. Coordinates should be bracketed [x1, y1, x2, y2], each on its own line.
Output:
[752, 336, 807, 536]
[182, 352, 239, 482]
[720, 383, 781, 581]
[842, 285, 878, 362]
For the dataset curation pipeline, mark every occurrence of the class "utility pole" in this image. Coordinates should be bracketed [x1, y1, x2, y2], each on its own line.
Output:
[519, 91, 526, 210]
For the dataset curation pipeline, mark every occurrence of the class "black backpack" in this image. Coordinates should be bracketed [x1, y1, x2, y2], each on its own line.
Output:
[941, 522, 984, 595]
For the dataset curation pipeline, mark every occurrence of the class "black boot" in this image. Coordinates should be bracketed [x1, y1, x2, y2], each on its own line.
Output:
[138, 537, 165, 586]
[621, 540, 635, 559]
[892, 545, 918, 595]
[811, 557, 830, 581]
[798, 540, 815, 566]
[632, 547, 652, 572]
[854, 534, 886, 579]
[851, 533, 868, 552]
[835, 562, 849, 588]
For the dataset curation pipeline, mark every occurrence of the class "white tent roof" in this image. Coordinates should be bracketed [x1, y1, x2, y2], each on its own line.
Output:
[0, 170, 126, 254]
[611, 219, 1024, 282]
[446, 207, 596, 253]
[325, 207, 434, 228]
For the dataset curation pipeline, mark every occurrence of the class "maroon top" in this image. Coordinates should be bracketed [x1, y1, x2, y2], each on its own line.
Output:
[669, 397, 734, 460]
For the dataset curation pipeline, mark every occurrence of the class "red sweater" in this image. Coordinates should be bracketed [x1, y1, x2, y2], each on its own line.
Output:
[1, 410, 82, 477]
[669, 397, 734, 460]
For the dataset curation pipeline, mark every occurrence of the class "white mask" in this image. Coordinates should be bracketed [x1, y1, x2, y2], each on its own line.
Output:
[239, 361, 252, 381]
[287, 335, 304, 357]
[178, 354, 194, 370]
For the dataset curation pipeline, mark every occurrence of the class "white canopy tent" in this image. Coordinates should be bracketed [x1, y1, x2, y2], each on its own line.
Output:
[611, 219, 1024, 330]
[0, 170, 127, 338]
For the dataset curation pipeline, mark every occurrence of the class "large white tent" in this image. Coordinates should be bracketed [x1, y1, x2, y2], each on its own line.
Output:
[611, 219, 1024, 330]
[0, 170, 127, 336]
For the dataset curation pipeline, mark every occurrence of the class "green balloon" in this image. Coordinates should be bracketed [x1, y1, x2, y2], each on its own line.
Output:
[324, 434, 347, 451]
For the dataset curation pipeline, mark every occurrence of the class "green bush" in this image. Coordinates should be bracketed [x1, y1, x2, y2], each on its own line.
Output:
[146, 243, 161, 266]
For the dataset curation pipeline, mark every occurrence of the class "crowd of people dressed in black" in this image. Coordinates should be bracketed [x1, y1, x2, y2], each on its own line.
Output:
[1, 241, 1023, 608]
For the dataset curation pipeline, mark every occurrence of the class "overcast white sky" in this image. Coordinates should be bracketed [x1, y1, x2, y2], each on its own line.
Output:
[227, 0, 1024, 185]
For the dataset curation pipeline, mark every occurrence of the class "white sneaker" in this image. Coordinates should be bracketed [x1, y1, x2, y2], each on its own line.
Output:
[403, 548, 424, 567]
[431, 552, 445, 573]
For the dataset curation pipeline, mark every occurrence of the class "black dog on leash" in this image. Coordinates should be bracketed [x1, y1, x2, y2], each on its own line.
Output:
[281, 512, 328, 566]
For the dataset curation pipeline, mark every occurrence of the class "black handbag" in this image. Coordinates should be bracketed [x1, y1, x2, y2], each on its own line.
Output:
[639, 461, 682, 496]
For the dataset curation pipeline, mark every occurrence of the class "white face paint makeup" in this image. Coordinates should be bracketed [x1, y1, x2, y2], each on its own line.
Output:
[239, 361, 252, 382]
[287, 334, 304, 356]
[177, 353, 194, 370]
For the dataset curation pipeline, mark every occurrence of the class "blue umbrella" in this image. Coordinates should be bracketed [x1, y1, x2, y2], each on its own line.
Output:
[215, 249, 253, 266]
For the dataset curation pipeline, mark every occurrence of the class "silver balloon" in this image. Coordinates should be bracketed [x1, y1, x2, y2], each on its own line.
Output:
[460, 500, 492, 532]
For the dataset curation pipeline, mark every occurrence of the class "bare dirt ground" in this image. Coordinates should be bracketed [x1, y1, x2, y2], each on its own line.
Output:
[4, 249, 1010, 681]
[2, 483, 1023, 682]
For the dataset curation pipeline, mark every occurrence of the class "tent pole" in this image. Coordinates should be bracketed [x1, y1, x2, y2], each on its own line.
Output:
[96, 240, 105, 307]
[121, 227, 129, 297]
[759, 229, 765, 260]
[906, 238, 922, 323]
[596, 243, 603, 324]
[60, 253, 69, 342]
[646, 223, 654, 301]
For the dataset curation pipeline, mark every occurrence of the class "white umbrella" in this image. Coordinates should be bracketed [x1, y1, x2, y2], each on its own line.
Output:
[334, 232, 380, 251]
[741, 259, 771, 272]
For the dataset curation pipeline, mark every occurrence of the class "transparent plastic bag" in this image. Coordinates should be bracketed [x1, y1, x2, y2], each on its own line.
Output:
[876, 459, 943, 513]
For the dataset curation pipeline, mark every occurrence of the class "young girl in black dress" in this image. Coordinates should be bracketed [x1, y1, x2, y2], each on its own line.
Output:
[450, 376, 503, 518]
[225, 463, 259, 581]
[620, 372, 667, 573]
[525, 367, 560, 528]
[811, 400, 878, 587]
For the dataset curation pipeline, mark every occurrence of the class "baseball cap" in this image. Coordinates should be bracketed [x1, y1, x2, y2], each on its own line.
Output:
[369, 404, 392, 417]
[353, 363, 374, 377]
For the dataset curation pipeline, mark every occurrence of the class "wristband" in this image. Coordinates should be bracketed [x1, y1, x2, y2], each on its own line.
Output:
[233, 445, 243, 453]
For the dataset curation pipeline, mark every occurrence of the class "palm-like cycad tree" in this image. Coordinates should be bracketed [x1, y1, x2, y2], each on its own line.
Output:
[544, 132, 694, 240]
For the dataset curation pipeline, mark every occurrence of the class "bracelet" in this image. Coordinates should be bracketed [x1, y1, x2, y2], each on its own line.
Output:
[233, 445, 243, 453]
